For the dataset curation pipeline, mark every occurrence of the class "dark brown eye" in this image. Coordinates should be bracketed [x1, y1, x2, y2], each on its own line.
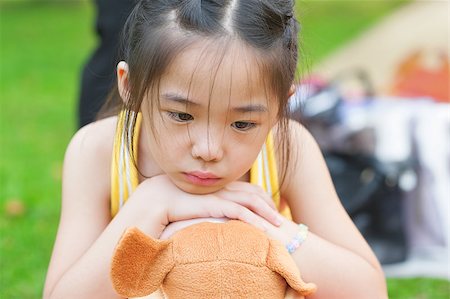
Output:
[167, 112, 194, 122]
[232, 121, 256, 131]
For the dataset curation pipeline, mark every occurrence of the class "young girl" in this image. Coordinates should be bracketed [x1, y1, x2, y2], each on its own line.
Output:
[44, 0, 387, 298]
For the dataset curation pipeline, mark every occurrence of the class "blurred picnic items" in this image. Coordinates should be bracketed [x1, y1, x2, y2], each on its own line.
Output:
[290, 0, 449, 279]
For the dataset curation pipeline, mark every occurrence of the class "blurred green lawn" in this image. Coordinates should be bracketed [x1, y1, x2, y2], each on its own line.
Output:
[0, 0, 449, 298]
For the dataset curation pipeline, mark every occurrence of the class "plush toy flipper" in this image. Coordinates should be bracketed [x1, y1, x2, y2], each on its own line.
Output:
[267, 239, 317, 297]
[110, 227, 174, 298]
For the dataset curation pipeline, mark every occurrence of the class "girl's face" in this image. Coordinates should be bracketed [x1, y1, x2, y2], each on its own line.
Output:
[138, 41, 280, 194]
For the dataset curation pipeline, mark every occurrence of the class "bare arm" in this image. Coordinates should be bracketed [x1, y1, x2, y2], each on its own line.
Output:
[43, 120, 166, 299]
[272, 121, 387, 299]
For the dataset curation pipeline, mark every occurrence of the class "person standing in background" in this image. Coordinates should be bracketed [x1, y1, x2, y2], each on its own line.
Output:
[78, 0, 135, 128]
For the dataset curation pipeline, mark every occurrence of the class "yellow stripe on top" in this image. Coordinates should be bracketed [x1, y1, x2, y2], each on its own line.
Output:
[250, 133, 292, 220]
[111, 111, 142, 217]
[111, 111, 291, 219]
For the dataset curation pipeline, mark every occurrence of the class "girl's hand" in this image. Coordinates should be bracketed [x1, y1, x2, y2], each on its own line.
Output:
[132, 175, 282, 235]
[210, 179, 283, 224]
[159, 217, 228, 240]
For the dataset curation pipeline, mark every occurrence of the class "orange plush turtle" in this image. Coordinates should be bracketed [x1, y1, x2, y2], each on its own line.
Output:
[111, 220, 316, 299]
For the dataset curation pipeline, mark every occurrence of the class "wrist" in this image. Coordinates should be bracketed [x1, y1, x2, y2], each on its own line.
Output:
[286, 223, 308, 254]
[265, 218, 310, 255]
[265, 218, 299, 244]
[125, 188, 169, 237]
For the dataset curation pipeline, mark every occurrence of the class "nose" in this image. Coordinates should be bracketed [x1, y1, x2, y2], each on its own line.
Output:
[191, 129, 224, 162]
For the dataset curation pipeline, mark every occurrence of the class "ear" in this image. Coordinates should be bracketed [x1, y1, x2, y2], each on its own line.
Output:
[110, 227, 174, 298]
[288, 84, 296, 98]
[117, 61, 130, 103]
[266, 239, 317, 297]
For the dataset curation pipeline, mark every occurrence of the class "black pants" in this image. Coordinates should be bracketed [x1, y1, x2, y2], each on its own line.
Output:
[78, 0, 135, 128]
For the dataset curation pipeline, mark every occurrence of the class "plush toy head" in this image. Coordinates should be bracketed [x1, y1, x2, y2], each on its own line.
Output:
[111, 220, 316, 299]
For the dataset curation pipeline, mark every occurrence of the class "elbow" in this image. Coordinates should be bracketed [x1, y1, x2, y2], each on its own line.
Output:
[42, 282, 53, 299]
[374, 269, 388, 299]
[348, 255, 388, 299]
[359, 266, 388, 299]
[42, 290, 52, 299]
[43, 286, 56, 299]
[309, 265, 388, 299]
[369, 258, 388, 299]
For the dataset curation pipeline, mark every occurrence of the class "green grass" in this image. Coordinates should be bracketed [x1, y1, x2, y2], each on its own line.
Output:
[1, 1, 448, 298]
[0, 1, 95, 297]
[297, 0, 409, 70]
[387, 278, 450, 299]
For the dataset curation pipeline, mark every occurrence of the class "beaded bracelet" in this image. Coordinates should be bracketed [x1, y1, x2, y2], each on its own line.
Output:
[286, 223, 308, 254]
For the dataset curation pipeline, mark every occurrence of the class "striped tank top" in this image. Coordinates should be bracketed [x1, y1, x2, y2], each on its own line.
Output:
[110, 111, 291, 219]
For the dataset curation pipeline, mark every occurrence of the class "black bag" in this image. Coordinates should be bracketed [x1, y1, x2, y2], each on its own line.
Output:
[324, 151, 408, 264]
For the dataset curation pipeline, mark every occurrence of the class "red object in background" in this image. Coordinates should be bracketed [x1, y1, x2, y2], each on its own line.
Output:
[390, 51, 449, 102]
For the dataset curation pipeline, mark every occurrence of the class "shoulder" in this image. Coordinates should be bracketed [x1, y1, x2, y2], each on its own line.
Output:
[281, 118, 313, 147]
[273, 119, 330, 208]
[273, 119, 314, 153]
[284, 118, 324, 181]
[65, 116, 118, 165]
[63, 116, 118, 204]
[273, 119, 319, 181]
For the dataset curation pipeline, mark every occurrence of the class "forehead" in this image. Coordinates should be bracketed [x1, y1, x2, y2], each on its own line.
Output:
[159, 39, 274, 107]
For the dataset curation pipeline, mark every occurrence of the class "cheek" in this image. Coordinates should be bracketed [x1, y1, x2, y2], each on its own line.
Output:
[229, 135, 267, 164]
[152, 135, 190, 159]
[145, 128, 185, 162]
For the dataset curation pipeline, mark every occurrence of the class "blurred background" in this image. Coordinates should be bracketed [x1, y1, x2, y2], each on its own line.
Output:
[0, 0, 449, 298]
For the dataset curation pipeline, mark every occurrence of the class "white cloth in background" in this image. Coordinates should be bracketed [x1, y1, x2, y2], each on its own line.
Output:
[365, 99, 449, 279]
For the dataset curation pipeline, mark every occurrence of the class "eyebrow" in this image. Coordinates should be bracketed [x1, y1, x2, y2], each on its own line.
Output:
[161, 93, 200, 106]
[161, 92, 268, 113]
[233, 104, 268, 113]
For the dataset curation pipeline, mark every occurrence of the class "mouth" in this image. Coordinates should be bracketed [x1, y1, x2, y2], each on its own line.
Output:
[183, 171, 221, 186]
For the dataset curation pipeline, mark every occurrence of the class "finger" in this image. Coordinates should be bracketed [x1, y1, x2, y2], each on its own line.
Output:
[167, 194, 238, 221]
[171, 196, 270, 232]
[224, 182, 277, 210]
[218, 201, 270, 232]
[166, 197, 213, 222]
[214, 191, 282, 226]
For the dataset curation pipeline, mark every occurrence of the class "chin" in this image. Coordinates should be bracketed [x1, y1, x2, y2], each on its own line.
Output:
[175, 181, 224, 195]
